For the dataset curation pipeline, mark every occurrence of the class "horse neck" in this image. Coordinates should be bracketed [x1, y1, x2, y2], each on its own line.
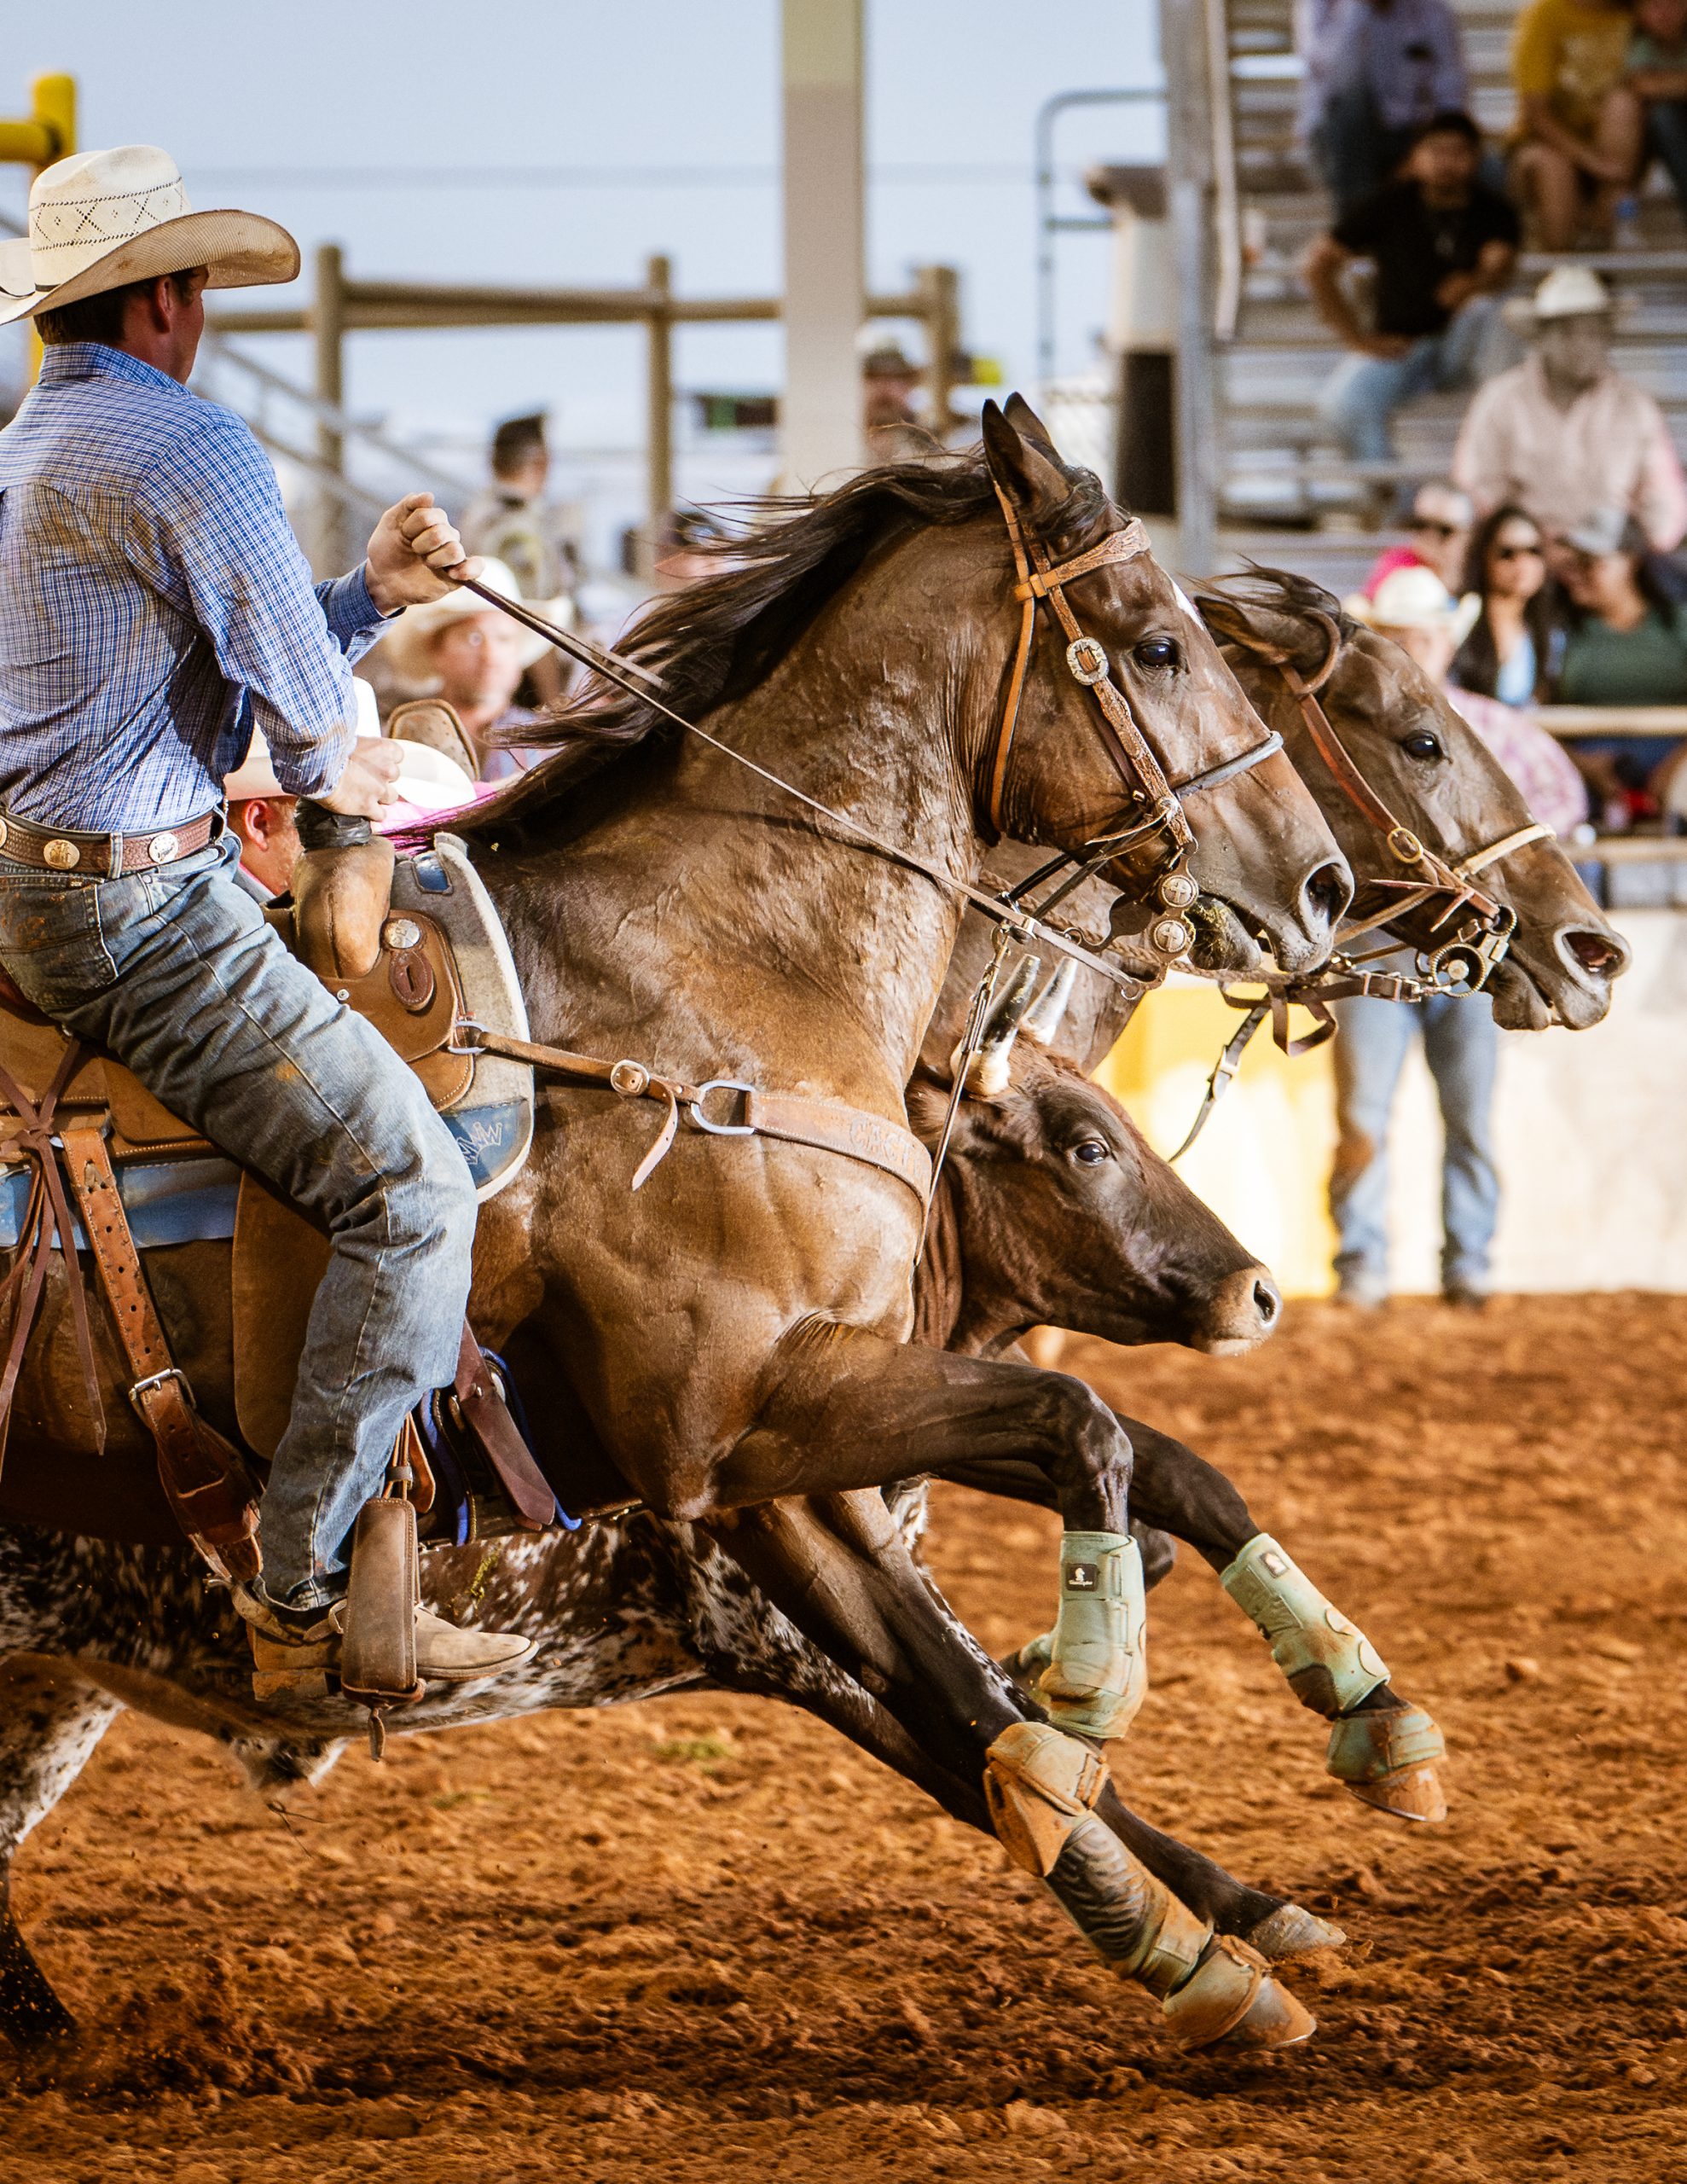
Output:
[603, 523, 1001, 1094]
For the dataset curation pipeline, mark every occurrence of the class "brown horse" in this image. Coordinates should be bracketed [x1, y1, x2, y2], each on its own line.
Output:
[0, 405, 1350, 2051]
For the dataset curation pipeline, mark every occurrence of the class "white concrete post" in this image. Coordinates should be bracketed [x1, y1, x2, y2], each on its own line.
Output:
[780, 0, 865, 490]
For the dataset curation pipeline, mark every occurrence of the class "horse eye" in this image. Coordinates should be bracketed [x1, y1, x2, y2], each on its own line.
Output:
[1403, 730, 1443, 761]
[1134, 637, 1179, 671]
[1070, 1138, 1112, 1166]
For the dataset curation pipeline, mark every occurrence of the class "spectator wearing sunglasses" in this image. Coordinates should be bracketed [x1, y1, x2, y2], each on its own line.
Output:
[1365, 479, 1476, 599]
[1451, 503, 1564, 703]
[1309, 113, 1519, 468]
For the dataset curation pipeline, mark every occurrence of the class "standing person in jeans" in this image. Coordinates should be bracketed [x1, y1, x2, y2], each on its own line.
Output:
[1327, 566, 1586, 1308]
[1300, 0, 1471, 216]
[1309, 113, 1520, 465]
[0, 145, 534, 1690]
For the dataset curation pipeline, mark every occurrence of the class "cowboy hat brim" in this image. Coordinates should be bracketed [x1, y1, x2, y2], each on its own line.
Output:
[380, 594, 564, 685]
[0, 206, 299, 327]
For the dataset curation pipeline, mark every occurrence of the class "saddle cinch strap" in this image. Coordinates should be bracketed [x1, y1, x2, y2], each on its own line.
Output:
[458, 1025, 934, 1206]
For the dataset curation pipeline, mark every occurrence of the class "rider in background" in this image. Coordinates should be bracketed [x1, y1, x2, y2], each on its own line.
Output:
[0, 145, 533, 1689]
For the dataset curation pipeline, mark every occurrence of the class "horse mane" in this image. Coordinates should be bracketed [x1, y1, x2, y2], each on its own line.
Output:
[1192, 565, 1365, 650]
[449, 446, 1113, 844]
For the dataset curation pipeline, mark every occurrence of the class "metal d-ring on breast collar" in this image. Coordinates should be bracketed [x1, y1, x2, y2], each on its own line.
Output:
[1266, 612, 1551, 994]
[984, 481, 1282, 956]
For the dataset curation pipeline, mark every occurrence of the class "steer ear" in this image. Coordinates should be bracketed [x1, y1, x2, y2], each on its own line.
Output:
[982, 398, 1074, 528]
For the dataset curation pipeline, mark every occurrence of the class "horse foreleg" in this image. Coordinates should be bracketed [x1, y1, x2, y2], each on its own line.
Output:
[958, 1413, 1448, 1827]
[0, 1656, 122, 2046]
[708, 1488, 1313, 2050]
[715, 1323, 1145, 1741]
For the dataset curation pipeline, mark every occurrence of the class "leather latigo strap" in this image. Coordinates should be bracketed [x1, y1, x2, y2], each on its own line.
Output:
[61, 1125, 263, 1583]
[0, 1042, 104, 1463]
[451, 1325, 555, 1531]
[461, 1025, 934, 1206]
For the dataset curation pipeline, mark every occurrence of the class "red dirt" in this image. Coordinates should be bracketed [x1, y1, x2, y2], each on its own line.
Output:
[4, 1292, 1686, 2182]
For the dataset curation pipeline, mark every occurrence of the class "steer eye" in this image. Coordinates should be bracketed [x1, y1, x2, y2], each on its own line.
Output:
[1403, 729, 1444, 761]
[1070, 1138, 1112, 1166]
[1133, 636, 1179, 671]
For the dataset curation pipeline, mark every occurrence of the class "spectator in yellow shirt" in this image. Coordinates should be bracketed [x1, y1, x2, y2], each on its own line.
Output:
[1511, 0, 1645, 247]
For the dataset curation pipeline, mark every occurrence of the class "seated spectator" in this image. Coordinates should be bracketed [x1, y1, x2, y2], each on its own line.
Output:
[1626, 0, 1687, 213]
[1329, 566, 1586, 1311]
[1553, 504, 1687, 818]
[1453, 267, 1687, 549]
[1365, 479, 1476, 595]
[379, 557, 554, 783]
[1510, 0, 1644, 250]
[1451, 504, 1563, 702]
[1310, 113, 1518, 465]
[1299, 0, 1470, 218]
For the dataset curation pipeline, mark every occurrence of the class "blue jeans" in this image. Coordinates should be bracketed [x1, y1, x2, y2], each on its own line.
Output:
[1319, 297, 1511, 463]
[1329, 990, 1499, 1296]
[0, 834, 477, 1609]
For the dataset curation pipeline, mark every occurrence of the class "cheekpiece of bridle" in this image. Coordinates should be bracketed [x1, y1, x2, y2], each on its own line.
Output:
[1265, 609, 1550, 999]
[982, 481, 1284, 970]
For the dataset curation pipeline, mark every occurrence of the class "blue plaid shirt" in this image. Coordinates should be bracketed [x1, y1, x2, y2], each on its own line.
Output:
[0, 342, 384, 832]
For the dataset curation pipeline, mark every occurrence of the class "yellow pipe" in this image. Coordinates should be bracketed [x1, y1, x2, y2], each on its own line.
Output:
[3, 76, 77, 386]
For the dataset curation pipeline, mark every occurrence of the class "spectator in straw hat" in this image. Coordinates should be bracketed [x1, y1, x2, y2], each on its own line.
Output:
[379, 556, 555, 781]
[1453, 265, 1687, 550]
[0, 143, 534, 1685]
[1326, 566, 1584, 1310]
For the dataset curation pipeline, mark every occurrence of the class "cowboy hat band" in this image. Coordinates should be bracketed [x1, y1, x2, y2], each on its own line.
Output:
[0, 143, 298, 328]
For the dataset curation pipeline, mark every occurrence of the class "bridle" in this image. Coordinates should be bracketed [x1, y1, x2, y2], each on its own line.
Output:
[1255, 609, 1550, 997]
[984, 483, 1286, 968]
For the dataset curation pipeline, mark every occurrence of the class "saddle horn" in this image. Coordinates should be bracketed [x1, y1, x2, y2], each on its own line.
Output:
[1022, 958, 1079, 1048]
[949, 956, 1041, 1097]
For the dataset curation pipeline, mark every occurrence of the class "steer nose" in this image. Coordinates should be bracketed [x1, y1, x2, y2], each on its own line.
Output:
[1196, 1264, 1284, 1356]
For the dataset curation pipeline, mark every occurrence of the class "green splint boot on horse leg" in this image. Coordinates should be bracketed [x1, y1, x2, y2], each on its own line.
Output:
[1221, 1533, 1448, 1823]
[1027, 1530, 1147, 1740]
[983, 1723, 1314, 2050]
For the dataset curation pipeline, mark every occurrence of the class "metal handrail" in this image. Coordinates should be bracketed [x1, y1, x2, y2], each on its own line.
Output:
[1033, 87, 1164, 396]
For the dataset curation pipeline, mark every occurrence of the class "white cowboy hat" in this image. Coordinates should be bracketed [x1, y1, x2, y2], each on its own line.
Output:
[0, 144, 298, 328]
[1530, 264, 1612, 321]
[1346, 566, 1482, 645]
[378, 556, 567, 685]
[223, 682, 477, 810]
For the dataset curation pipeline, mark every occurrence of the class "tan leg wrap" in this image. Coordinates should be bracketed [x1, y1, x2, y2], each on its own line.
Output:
[983, 1722, 1107, 1877]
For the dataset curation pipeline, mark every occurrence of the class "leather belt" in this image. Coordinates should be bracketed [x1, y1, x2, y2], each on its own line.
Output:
[0, 807, 222, 878]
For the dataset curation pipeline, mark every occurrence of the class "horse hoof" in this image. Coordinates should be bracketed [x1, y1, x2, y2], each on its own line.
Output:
[1162, 1936, 1315, 2052]
[1345, 1765, 1448, 1826]
[1245, 1903, 1348, 1960]
[1325, 1704, 1447, 1823]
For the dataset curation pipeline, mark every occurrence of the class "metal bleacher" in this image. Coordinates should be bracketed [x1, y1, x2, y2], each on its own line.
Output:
[1213, 0, 1687, 590]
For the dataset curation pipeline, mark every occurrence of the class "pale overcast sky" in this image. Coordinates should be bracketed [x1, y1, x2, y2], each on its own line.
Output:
[4, 2, 1164, 539]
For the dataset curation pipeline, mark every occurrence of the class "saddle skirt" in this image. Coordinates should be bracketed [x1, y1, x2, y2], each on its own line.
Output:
[0, 832, 536, 1465]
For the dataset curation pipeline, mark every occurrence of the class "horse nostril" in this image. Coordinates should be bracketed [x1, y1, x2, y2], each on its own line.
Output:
[1253, 1277, 1280, 1325]
[1303, 860, 1353, 929]
[1563, 927, 1627, 979]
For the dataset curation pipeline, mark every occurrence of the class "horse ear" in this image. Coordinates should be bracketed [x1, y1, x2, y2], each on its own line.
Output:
[1001, 392, 1062, 456]
[982, 398, 1072, 526]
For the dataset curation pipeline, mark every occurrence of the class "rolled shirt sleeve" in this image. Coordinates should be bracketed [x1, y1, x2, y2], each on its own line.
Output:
[124, 409, 385, 799]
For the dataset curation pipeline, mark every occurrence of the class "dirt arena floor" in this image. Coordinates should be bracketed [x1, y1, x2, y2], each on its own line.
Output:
[3, 1291, 1686, 2182]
